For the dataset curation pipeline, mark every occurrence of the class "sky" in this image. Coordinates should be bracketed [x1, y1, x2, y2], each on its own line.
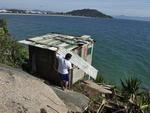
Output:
[0, 0, 150, 17]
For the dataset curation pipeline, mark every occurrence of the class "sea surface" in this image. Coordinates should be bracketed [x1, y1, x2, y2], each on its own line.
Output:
[0, 14, 150, 89]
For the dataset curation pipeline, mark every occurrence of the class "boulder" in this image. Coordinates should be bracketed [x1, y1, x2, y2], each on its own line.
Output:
[0, 66, 68, 113]
[52, 86, 89, 112]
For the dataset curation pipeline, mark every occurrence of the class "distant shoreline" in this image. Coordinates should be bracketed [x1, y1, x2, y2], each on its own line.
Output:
[0, 13, 97, 19]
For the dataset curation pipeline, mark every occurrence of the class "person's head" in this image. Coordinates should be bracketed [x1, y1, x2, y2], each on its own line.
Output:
[65, 53, 72, 60]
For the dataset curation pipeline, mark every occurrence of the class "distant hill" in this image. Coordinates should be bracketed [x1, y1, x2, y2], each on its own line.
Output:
[0, 8, 112, 19]
[66, 9, 112, 18]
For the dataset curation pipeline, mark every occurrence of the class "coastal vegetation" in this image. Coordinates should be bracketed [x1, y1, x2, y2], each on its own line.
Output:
[0, 19, 8, 35]
[0, 18, 28, 67]
[66, 9, 112, 18]
[73, 75, 150, 113]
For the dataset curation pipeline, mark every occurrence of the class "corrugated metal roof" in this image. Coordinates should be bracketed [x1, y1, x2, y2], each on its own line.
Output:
[58, 48, 98, 79]
[19, 33, 94, 50]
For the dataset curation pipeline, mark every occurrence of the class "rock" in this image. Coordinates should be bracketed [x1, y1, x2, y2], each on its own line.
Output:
[52, 86, 89, 112]
[0, 66, 68, 113]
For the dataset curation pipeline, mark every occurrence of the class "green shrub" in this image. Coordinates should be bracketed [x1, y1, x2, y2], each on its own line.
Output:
[0, 19, 8, 34]
[0, 35, 28, 67]
[95, 72, 105, 83]
[0, 18, 28, 67]
[120, 77, 141, 102]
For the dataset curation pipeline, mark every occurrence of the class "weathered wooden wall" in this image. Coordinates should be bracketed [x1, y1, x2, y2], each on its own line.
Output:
[29, 46, 60, 85]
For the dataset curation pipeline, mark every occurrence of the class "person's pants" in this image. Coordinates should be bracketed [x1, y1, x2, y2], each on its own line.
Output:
[59, 73, 69, 81]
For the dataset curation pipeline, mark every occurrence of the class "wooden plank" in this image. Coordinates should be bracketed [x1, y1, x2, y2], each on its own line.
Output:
[83, 80, 112, 94]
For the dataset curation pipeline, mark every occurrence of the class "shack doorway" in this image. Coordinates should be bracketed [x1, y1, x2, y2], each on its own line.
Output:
[29, 45, 60, 85]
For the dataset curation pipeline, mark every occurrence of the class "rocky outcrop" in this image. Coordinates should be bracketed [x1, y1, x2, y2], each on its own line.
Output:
[52, 87, 89, 112]
[0, 65, 89, 113]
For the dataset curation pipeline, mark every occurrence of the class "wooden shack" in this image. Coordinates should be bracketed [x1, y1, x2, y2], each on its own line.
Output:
[19, 33, 98, 85]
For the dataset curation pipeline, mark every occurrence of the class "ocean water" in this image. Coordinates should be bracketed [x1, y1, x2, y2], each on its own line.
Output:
[0, 14, 150, 89]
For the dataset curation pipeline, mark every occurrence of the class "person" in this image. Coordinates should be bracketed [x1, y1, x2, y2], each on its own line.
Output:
[56, 52, 72, 90]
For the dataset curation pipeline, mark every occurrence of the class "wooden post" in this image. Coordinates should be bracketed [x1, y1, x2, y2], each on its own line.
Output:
[69, 67, 73, 90]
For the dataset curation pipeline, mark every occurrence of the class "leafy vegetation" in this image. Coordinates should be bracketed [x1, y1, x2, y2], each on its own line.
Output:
[120, 77, 150, 113]
[95, 72, 105, 83]
[0, 19, 9, 34]
[0, 18, 28, 67]
[121, 77, 141, 102]
[66, 9, 112, 18]
[73, 75, 150, 113]
[138, 91, 150, 112]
